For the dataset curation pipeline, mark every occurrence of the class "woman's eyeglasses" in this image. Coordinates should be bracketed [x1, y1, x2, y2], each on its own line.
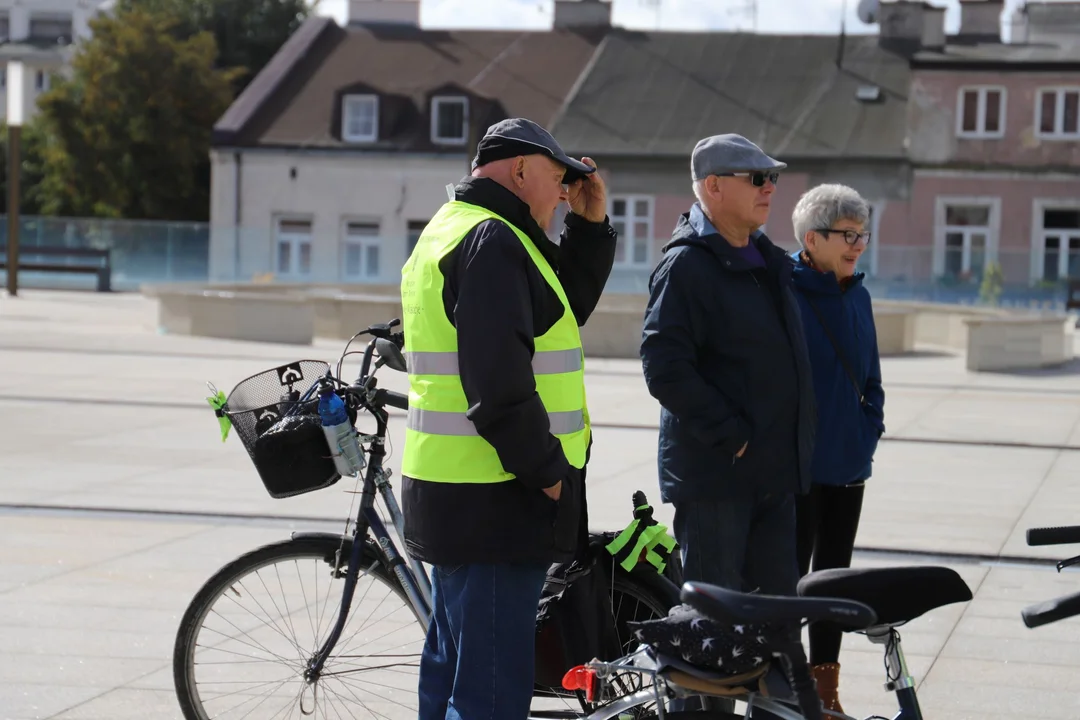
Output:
[815, 228, 872, 246]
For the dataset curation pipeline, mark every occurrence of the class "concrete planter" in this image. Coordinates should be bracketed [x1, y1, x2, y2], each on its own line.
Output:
[964, 315, 1077, 372]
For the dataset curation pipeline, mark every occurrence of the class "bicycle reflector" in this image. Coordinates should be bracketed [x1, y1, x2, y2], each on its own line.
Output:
[561, 665, 599, 703]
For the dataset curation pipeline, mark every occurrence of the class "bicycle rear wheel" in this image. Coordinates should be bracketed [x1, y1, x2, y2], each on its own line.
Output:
[173, 534, 425, 720]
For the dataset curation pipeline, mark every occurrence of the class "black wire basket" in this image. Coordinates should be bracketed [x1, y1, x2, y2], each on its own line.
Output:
[222, 360, 353, 499]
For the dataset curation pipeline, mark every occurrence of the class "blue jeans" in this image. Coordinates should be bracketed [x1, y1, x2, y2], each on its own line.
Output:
[418, 562, 549, 720]
[669, 491, 798, 715]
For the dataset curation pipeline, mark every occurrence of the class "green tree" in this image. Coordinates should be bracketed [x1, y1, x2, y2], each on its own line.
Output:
[0, 120, 49, 215]
[115, 0, 311, 92]
[979, 261, 1005, 306]
[34, 7, 239, 221]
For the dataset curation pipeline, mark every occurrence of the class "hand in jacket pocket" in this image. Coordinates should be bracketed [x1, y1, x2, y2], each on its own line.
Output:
[543, 481, 563, 502]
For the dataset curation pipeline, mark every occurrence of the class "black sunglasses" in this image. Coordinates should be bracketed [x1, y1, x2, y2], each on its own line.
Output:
[718, 171, 780, 187]
[815, 228, 872, 246]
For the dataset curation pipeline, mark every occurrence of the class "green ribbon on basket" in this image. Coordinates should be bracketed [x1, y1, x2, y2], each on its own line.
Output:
[605, 501, 677, 575]
[206, 387, 232, 443]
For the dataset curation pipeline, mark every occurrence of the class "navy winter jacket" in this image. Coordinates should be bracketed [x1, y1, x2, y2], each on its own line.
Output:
[640, 213, 817, 504]
[790, 253, 885, 487]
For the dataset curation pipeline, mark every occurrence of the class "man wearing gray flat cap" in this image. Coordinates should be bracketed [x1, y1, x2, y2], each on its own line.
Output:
[641, 132, 817, 641]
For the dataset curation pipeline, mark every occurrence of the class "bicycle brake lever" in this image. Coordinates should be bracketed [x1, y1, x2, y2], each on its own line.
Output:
[1057, 554, 1080, 572]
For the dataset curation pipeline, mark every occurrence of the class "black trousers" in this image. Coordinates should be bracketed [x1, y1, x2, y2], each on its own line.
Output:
[795, 482, 865, 666]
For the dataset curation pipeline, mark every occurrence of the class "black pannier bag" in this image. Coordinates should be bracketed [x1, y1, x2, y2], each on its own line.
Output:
[533, 490, 682, 689]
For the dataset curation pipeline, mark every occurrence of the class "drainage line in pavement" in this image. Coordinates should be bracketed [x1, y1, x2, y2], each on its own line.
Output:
[0, 502, 1073, 572]
[3, 393, 1079, 452]
[588, 422, 1080, 452]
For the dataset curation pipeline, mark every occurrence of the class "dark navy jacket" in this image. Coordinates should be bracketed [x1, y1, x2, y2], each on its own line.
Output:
[640, 210, 817, 504]
[790, 252, 885, 486]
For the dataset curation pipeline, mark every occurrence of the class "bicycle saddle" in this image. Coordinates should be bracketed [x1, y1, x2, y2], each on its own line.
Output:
[798, 565, 972, 627]
[681, 581, 877, 629]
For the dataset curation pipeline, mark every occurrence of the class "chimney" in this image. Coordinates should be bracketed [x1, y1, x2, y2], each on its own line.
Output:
[958, 0, 1004, 41]
[1010, 1, 1080, 46]
[553, 0, 612, 29]
[348, 0, 420, 27]
[877, 1, 947, 52]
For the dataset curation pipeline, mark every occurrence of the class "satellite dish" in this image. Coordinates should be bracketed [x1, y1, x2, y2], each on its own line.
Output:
[857, 0, 880, 24]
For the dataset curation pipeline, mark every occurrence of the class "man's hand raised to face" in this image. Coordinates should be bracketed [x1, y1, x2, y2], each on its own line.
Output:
[567, 157, 607, 223]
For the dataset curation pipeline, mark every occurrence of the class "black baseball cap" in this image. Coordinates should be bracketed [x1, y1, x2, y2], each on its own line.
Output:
[472, 118, 595, 184]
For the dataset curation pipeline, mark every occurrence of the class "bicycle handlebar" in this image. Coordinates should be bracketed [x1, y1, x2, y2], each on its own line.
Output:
[1027, 526, 1080, 546]
[1022, 589, 1080, 628]
[373, 388, 408, 411]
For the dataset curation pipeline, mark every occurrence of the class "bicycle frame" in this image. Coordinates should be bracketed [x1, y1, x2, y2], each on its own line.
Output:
[305, 337, 434, 681]
[568, 624, 927, 720]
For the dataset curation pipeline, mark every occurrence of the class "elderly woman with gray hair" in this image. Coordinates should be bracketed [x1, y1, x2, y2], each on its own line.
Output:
[789, 184, 886, 714]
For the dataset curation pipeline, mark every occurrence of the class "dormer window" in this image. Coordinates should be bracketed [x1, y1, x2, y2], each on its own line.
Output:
[29, 13, 73, 43]
[342, 94, 378, 143]
[431, 96, 468, 145]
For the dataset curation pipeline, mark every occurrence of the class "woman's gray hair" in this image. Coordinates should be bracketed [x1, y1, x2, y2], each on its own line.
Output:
[791, 184, 870, 247]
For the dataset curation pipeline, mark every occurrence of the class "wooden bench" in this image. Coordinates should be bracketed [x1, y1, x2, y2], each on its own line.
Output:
[0, 245, 112, 292]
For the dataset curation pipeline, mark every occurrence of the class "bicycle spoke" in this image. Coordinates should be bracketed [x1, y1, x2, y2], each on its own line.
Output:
[324, 675, 397, 720]
[325, 674, 406, 719]
[202, 675, 297, 718]
[222, 577, 308, 661]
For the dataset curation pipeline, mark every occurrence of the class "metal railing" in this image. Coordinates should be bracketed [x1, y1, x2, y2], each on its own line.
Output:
[1, 217, 1075, 311]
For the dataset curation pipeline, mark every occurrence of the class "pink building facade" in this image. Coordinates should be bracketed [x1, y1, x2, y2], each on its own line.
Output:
[593, 2, 1080, 300]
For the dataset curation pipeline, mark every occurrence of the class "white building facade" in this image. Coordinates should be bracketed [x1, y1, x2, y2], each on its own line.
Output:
[0, 0, 110, 121]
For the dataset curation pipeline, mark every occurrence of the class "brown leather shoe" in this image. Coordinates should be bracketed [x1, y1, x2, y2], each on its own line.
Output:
[811, 662, 844, 714]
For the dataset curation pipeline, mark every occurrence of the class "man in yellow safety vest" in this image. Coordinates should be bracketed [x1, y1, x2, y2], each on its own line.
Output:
[400, 117, 616, 720]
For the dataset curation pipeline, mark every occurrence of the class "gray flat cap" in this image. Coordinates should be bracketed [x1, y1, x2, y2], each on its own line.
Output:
[473, 117, 595, 183]
[691, 133, 787, 181]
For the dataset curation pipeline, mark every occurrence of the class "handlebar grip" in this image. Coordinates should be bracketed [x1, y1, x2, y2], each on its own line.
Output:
[1022, 589, 1080, 628]
[374, 389, 409, 411]
[1027, 526, 1080, 546]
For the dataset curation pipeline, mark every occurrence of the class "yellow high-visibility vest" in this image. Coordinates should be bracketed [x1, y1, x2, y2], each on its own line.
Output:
[399, 201, 590, 483]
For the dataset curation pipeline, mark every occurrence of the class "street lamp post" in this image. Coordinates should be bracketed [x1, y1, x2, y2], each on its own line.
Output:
[6, 61, 24, 297]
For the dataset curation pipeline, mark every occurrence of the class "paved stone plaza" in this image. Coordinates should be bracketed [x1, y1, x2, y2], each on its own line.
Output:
[2, 290, 1080, 719]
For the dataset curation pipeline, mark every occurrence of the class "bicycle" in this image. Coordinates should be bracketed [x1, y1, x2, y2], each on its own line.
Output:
[1021, 524, 1080, 629]
[172, 318, 679, 720]
[561, 563, 976, 720]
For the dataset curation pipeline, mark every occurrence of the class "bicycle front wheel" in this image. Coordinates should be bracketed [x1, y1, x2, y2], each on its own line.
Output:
[173, 535, 426, 720]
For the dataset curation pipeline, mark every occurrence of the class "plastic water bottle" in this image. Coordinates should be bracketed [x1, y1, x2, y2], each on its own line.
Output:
[318, 387, 366, 477]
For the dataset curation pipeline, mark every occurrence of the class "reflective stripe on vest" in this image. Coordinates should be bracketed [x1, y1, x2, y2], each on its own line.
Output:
[399, 200, 590, 485]
[404, 349, 583, 376]
[407, 407, 586, 437]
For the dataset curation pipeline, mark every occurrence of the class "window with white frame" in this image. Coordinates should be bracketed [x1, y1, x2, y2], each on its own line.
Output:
[431, 96, 468, 145]
[406, 220, 428, 255]
[342, 94, 378, 143]
[856, 202, 882, 277]
[940, 203, 993, 280]
[276, 219, 312, 278]
[1036, 88, 1080, 139]
[342, 221, 381, 280]
[35, 70, 49, 92]
[957, 86, 1005, 138]
[29, 14, 72, 42]
[609, 195, 653, 267]
[1036, 206, 1080, 282]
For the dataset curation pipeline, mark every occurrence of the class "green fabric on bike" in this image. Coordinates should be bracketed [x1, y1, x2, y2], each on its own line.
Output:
[606, 502, 677, 574]
[207, 389, 231, 442]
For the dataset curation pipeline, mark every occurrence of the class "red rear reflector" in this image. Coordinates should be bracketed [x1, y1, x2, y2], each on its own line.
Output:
[561, 665, 598, 702]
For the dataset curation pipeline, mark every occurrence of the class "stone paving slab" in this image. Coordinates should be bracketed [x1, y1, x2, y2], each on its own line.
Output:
[5, 290, 1080, 719]
[0, 512, 1074, 720]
